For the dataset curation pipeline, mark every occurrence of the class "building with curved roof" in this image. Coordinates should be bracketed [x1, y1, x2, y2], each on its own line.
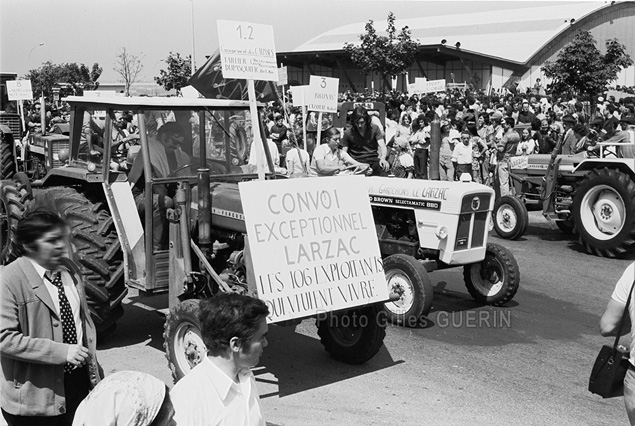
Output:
[277, 1, 635, 93]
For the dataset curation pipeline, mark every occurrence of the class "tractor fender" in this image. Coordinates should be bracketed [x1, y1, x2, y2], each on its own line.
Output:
[572, 160, 635, 180]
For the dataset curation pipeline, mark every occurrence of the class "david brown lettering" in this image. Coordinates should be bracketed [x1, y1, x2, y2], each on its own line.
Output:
[284, 237, 360, 265]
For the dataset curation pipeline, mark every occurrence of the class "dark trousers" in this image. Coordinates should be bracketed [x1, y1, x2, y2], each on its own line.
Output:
[413, 148, 428, 179]
[2, 366, 90, 426]
[454, 163, 472, 180]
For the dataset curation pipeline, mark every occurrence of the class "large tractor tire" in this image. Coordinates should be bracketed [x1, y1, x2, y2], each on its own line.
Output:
[0, 177, 32, 264]
[383, 254, 433, 327]
[0, 130, 16, 180]
[463, 243, 520, 306]
[317, 303, 386, 364]
[164, 299, 207, 383]
[492, 195, 528, 240]
[30, 187, 127, 334]
[572, 168, 635, 257]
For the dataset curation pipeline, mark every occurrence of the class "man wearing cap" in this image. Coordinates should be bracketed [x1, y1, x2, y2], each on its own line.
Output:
[560, 114, 578, 155]
[128, 122, 191, 251]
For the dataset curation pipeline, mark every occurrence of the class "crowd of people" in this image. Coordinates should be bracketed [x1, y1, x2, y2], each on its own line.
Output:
[260, 85, 635, 193]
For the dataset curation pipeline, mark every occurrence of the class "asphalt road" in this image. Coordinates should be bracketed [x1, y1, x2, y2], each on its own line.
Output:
[91, 211, 632, 425]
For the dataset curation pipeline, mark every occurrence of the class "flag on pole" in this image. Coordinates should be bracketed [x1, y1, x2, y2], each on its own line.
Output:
[187, 49, 278, 102]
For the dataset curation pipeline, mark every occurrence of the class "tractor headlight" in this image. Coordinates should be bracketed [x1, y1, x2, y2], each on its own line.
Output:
[435, 225, 448, 239]
[87, 161, 97, 172]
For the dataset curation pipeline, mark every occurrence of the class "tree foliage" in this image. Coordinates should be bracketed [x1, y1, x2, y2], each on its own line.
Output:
[113, 47, 144, 96]
[25, 62, 102, 99]
[154, 52, 192, 95]
[542, 30, 632, 98]
[344, 12, 418, 88]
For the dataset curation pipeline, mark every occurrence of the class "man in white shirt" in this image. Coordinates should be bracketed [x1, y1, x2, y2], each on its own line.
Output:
[171, 294, 270, 426]
[451, 130, 474, 180]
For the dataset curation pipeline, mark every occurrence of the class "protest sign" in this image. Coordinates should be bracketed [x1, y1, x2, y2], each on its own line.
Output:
[424, 79, 446, 93]
[277, 66, 288, 86]
[414, 78, 427, 94]
[509, 155, 529, 170]
[307, 76, 338, 113]
[6, 80, 33, 101]
[217, 20, 277, 82]
[239, 176, 388, 323]
[290, 85, 308, 107]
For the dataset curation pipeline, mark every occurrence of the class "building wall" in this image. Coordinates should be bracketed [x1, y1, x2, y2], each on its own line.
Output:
[523, 4, 635, 90]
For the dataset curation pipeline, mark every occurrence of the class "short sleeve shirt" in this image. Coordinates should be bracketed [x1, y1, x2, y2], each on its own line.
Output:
[611, 262, 635, 365]
[341, 123, 384, 163]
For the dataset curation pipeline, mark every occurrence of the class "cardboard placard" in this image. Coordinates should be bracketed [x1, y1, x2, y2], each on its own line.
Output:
[239, 176, 388, 323]
[277, 66, 288, 86]
[307, 76, 338, 113]
[217, 20, 278, 82]
[6, 80, 33, 101]
[290, 85, 309, 107]
[509, 155, 529, 170]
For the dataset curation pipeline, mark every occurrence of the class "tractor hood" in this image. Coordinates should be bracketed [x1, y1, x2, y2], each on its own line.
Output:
[366, 176, 494, 215]
[190, 181, 246, 233]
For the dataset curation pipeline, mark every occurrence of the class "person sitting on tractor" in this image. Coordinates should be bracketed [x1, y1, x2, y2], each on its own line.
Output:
[128, 122, 190, 251]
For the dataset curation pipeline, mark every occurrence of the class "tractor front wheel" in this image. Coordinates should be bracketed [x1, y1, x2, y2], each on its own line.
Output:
[492, 195, 528, 240]
[164, 299, 207, 383]
[572, 168, 635, 257]
[317, 303, 386, 364]
[463, 243, 520, 306]
[383, 254, 433, 327]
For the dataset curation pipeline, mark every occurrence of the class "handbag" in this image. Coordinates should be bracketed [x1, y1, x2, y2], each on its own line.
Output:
[589, 279, 635, 398]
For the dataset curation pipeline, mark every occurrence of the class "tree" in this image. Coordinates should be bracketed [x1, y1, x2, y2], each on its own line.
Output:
[344, 12, 418, 90]
[154, 52, 192, 95]
[25, 62, 102, 99]
[113, 47, 144, 96]
[542, 30, 632, 99]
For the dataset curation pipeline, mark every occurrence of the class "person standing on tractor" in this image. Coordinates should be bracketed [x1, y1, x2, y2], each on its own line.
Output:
[128, 121, 190, 251]
[341, 107, 390, 176]
[171, 294, 269, 426]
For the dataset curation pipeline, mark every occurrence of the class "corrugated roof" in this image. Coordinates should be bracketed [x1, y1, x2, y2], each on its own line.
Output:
[291, 2, 608, 64]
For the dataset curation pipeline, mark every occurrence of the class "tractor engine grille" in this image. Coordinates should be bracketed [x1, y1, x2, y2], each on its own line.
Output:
[454, 192, 491, 251]
[0, 113, 22, 139]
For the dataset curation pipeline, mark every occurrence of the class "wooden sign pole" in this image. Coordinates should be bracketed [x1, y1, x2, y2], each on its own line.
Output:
[247, 79, 265, 180]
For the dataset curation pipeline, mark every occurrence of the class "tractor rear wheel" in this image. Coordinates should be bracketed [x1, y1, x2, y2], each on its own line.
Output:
[492, 195, 528, 240]
[30, 187, 127, 335]
[463, 243, 520, 306]
[0, 177, 32, 264]
[317, 303, 386, 364]
[572, 168, 635, 257]
[0, 130, 16, 180]
[164, 299, 207, 383]
[383, 254, 433, 327]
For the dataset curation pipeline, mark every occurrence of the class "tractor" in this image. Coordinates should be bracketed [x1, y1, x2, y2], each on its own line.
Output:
[492, 132, 635, 257]
[0, 96, 389, 382]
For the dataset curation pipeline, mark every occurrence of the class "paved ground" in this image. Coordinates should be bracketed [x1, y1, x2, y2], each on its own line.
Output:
[2, 212, 630, 425]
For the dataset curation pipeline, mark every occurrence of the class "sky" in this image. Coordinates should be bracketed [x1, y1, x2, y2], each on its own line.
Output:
[0, 0, 594, 84]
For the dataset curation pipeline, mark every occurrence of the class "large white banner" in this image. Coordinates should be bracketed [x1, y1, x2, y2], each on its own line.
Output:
[217, 20, 278, 81]
[239, 176, 388, 323]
